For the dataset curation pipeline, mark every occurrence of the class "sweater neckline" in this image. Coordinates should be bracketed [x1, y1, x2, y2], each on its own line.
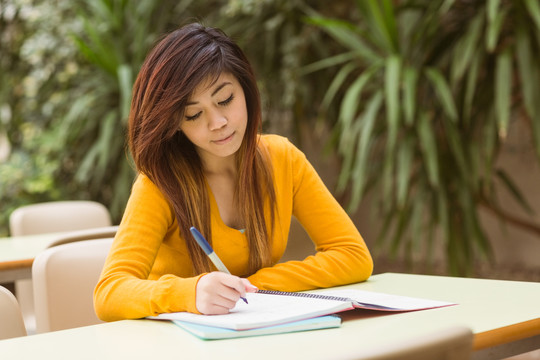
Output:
[206, 182, 245, 234]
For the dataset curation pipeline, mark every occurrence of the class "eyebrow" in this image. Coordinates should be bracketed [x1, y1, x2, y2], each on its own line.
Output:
[186, 81, 232, 106]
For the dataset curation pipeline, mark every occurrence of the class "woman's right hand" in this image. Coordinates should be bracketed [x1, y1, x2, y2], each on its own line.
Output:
[195, 272, 258, 315]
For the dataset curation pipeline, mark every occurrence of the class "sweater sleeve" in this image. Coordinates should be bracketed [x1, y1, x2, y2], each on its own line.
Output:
[248, 137, 373, 291]
[93, 175, 203, 321]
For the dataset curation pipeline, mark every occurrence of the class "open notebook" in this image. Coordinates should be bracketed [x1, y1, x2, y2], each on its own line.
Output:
[149, 289, 455, 331]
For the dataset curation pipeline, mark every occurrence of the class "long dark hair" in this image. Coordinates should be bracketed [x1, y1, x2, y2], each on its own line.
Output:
[128, 23, 276, 275]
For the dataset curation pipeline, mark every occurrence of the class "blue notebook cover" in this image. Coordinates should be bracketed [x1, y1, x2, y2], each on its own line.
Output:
[173, 315, 341, 340]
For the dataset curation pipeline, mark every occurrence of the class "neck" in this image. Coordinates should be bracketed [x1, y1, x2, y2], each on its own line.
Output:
[200, 153, 237, 178]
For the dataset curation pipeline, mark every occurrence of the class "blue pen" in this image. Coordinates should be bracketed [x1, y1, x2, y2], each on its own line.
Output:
[190, 226, 248, 304]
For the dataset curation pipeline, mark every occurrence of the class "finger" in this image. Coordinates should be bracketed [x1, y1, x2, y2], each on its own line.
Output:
[241, 279, 258, 293]
[219, 274, 248, 300]
[199, 302, 232, 315]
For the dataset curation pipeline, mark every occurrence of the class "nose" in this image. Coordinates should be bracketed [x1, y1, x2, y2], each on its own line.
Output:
[208, 109, 227, 131]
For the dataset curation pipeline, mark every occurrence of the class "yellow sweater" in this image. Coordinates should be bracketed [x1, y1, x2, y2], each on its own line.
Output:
[94, 135, 373, 321]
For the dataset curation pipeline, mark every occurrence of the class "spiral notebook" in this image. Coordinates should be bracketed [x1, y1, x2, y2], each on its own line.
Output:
[149, 289, 455, 331]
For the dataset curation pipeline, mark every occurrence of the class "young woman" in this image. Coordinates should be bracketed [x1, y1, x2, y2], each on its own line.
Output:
[94, 23, 373, 321]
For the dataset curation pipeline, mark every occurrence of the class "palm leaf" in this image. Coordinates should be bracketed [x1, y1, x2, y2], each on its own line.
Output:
[425, 68, 459, 122]
[524, 0, 540, 31]
[384, 55, 401, 154]
[396, 136, 414, 209]
[495, 49, 512, 139]
[320, 62, 357, 111]
[347, 91, 383, 211]
[403, 66, 418, 126]
[451, 11, 483, 84]
[495, 169, 535, 215]
[417, 112, 440, 188]
[304, 17, 379, 61]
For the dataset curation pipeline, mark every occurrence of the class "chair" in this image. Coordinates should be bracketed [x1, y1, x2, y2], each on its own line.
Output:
[32, 237, 114, 333]
[9, 201, 112, 236]
[356, 325, 473, 360]
[9, 200, 112, 334]
[0, 285, 27, 340]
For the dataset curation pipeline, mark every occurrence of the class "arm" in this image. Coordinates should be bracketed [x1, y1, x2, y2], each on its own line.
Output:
[248, 138, 373, 291]
[93, 175, 202, 321]
[94, 175, 256, 320]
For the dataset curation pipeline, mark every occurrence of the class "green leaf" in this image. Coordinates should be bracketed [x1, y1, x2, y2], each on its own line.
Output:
[410, 189, 425, 253]
[451, 12, 483, 84]
[117, 64, 133, 123]
[442, 115, 469, 182]
[496, 169, 535, 215]
[425, 68, 458, 122]
[361, 0, 399, 53]
[390, 202, 411, 257]
[385, 55, 401, 153]
[495, 49, 512, 139]
[487, 0, 500, 23]
[381, 144, 395, 213]
[336, 118, 362, 193]
[396, 136, 414, 208]
[515, 26, 538, 121]
[300, 51, 360, 76]
[305, 17, 379, 61]
[417, 112, 439, 188]
[515, 26, 540, 159]
[483, 112, 497, 178]
[348, 91, 384, 211]
[524, 0, 540, 31]
[403, 66, 418, 126]
[464, 51, 481, 123]
[58, 95, 96, 141]
[320, 62, 357, 111]
[439, 0, 456, 14]
[97, 111, 118, 172]
[486, 8, 506, 52]
[338, 66, 378, 130]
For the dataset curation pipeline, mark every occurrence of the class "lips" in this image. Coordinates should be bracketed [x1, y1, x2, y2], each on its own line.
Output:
[212, 132, 235, 145]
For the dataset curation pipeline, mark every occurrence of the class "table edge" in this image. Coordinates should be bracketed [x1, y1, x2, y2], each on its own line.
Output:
[0, 258, 33, 271]
[474, 318, 540, 350]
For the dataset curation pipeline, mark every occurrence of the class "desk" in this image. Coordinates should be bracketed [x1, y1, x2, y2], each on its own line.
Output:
[0, 273, 538, 359]
[0, 226, 118, 283]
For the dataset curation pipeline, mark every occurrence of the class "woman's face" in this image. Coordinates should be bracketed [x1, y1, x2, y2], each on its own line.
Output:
[179, 72, 248, 166]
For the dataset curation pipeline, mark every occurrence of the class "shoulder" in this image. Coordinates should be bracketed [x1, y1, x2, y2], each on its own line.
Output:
[259, 134, 305, 161]
[133, 173, 158, 192]
[126, 173, 175, 219]
[131, 173, 169, 204]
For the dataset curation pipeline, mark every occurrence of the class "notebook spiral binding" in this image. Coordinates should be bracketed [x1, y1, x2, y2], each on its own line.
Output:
[257, 290, 350, 303]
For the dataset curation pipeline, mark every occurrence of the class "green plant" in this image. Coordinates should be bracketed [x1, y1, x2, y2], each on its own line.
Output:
[0, 0, 84, 234]
[304, 0, 540, 275]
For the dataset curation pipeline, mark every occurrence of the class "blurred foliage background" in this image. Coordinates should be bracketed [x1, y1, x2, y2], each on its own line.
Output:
[1, 0, 540, 276]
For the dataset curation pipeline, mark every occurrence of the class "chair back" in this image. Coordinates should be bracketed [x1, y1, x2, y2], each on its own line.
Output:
[9, 200, 112, 334]
[9, 201, 112, 236]
[0, 286, 27, 340]
[46, 226, 118, 248]
[357, 326, 473, 360]
[32, 238, 114, 333]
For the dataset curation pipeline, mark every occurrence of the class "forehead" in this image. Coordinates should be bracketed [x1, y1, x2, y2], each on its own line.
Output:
[189, 72, 238, 99]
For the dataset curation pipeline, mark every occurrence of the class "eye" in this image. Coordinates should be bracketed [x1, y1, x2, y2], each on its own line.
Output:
[185, 111, 201, 121]
[218, 94, 234, 106]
